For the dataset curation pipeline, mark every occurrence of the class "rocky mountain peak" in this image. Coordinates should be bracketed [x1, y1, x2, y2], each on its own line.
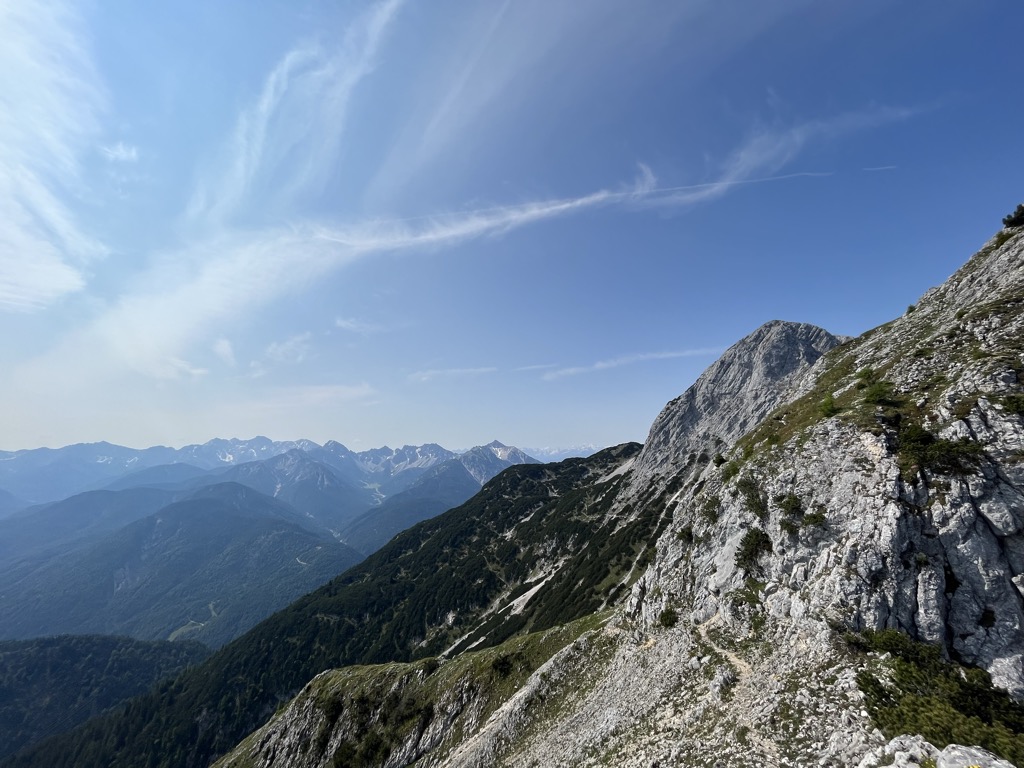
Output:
[456, 442, 539, 484]
[632, 319, 842, 486]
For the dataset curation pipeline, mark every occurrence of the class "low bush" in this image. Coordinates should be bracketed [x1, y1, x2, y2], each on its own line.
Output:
[735, 528, 771, 572]
[849, 629, 1024, 764]
[736, 477, 768, 519]
[659, 607, 678, 629]
[1003, 202, 1024, 228]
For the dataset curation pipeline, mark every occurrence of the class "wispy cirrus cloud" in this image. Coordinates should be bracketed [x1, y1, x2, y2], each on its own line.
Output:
[636, 105, 917, 209]
[409, 367, 498, 383]
[543, 349, 721, 380]
[0, 0, 107, 312]
[186, 0, 402, 228]
[336, 317, 386, 334]
[100, 142, 138, 163]
[16, 102, 913, 386]
[5, 0, 913, 389]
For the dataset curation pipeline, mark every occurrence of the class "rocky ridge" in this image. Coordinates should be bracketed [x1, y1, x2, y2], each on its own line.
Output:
[205, 225, 1024, 767]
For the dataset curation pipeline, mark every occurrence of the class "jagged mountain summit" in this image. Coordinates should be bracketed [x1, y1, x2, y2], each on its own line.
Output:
[0, 438, 526, 505]
[629, 319, 843, 490]
[338, 441, 542, 556]
[454, 440, 539, 484]
[632, 316, 840, 488]
[7, 223, 1024, 767]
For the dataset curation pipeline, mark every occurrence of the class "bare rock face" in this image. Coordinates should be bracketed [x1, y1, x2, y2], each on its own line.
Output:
[633, 320, 842, 485]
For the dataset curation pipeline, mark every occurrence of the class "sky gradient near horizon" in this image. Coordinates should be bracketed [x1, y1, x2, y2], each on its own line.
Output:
[1, 1, 1022, 452]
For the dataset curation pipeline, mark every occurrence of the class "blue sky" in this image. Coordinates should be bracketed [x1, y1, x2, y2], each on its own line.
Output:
[1, 0, 1022, 453]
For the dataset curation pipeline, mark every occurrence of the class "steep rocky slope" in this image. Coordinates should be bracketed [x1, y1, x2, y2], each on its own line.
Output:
[215, 224, 1024, 768]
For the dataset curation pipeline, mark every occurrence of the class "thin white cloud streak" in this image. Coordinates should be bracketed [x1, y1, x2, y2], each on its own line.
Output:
[100, 142, 138, 163]
[13, 103, 912, 388]
[543, 349, 721, 380]
[356, 104, 913, 230]
[637, 105, 917, 209]
[336, 317, 385, 334]
[0, 0, 107, 312]
[186, 0, 402, 227]
[863, 165, 898, 172]
[409, 367, 498, 383]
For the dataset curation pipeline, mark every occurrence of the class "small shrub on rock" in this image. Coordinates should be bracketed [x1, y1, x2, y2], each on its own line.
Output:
[1003, 202, 1024, 228]
[735, 527, 771, 571]
[659, 607, 678, 629]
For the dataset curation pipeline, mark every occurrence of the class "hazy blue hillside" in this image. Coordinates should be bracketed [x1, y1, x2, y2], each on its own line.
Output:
[0, 483, 364, 648]
[0, 446, 652, 768]
[0, 487, 179, 566]
[339, 458, 481, 555]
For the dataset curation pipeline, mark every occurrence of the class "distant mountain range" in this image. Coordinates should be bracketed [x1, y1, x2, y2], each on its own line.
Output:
[339, 441, 539, 555]
[0, 436, 551, 505]
[0, 440, 538, 649]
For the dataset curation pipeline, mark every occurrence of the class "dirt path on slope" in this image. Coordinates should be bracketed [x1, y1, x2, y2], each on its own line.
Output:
[697, 613, 779, 762]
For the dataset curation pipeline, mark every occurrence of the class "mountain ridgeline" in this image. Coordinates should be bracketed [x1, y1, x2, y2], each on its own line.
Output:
[7, 221, 1024, 767]
[0, 442, 538, 651]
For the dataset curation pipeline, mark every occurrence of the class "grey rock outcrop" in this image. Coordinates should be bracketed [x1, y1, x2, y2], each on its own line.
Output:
[631, 320, 841, 486]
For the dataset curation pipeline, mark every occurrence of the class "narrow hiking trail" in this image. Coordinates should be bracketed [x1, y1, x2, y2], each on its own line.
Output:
[697, 613, 780, 763]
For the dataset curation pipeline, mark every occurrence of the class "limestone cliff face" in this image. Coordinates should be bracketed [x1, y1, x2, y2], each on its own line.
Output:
[633, 319, 842, 483]
[216, 227, 1024, 768]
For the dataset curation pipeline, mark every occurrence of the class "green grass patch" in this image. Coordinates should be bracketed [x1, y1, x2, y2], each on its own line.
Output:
[1002, 394, 1024, 416]
[296, 612, 615, 768]
[897, 423, 985, 477]
[721, 461, 740, 483]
